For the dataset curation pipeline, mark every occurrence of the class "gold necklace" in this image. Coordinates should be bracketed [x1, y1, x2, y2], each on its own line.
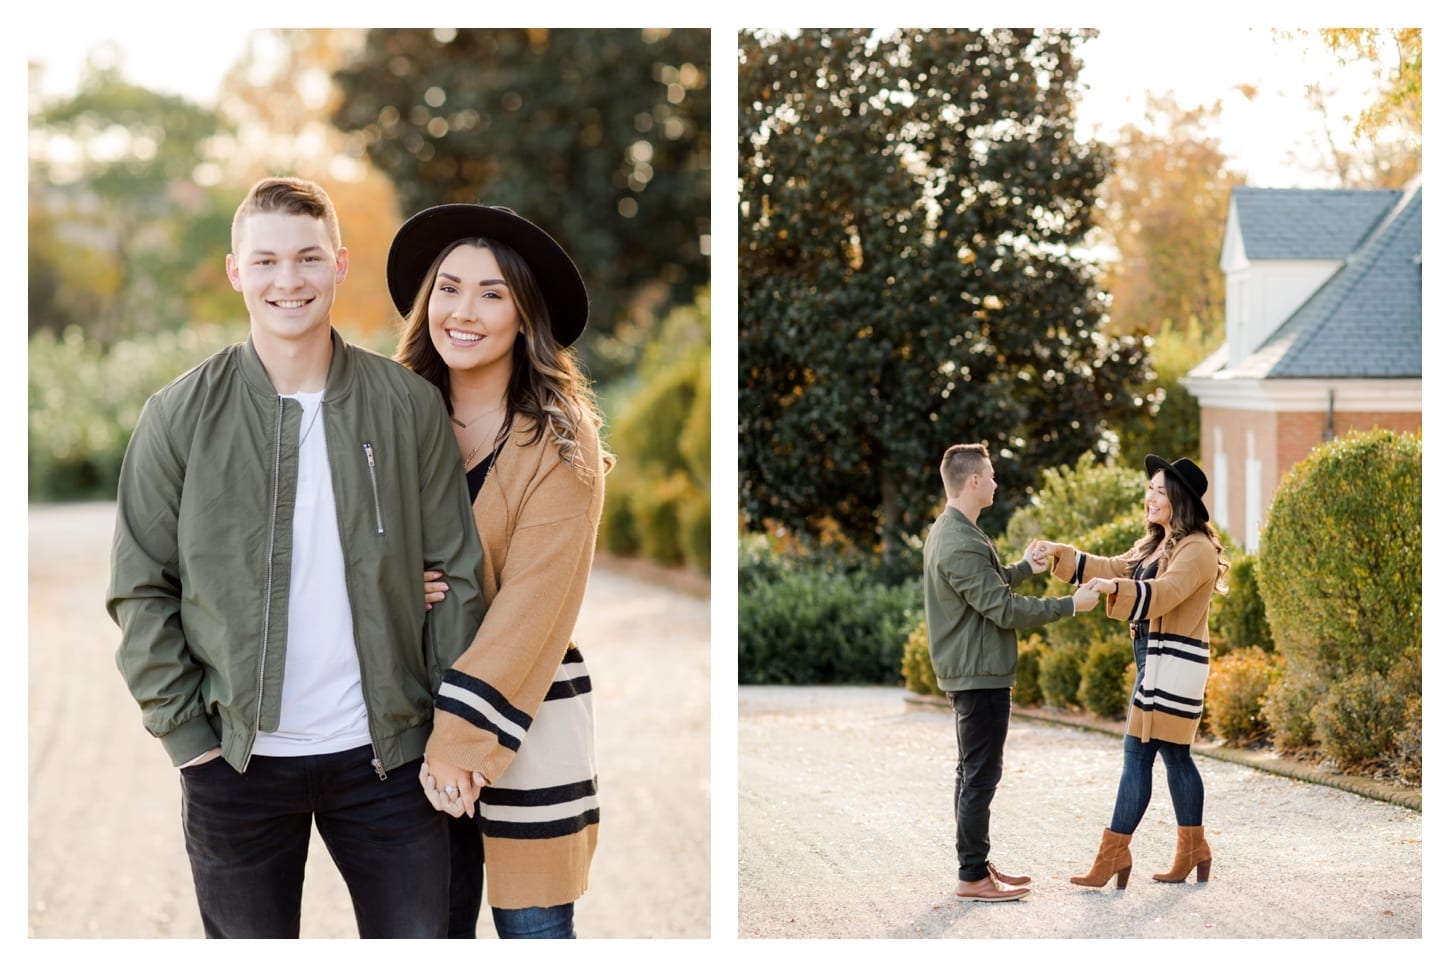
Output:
[450, 400, 505, 429]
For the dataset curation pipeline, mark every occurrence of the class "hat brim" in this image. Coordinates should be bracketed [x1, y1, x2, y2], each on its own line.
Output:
[1144, 454, 1209, 522]
[386, 205, 588, 347]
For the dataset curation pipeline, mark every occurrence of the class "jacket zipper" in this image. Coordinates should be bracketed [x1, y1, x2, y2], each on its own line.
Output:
[362, 442, 384, 535]
[245, 396, 287, 772]
[358, 441, 386, 777]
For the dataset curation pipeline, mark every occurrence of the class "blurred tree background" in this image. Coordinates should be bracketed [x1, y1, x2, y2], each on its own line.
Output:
[28, 27, 711, 575]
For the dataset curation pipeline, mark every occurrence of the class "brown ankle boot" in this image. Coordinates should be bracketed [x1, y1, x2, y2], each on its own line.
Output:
[1070, 828, 1133, 889]
[1152, 825, 1212, 883]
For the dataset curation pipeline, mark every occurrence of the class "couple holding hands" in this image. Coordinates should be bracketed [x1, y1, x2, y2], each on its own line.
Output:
[923, 443, 1228, 902]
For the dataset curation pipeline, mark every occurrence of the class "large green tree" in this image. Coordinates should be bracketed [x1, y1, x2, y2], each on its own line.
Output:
[738, 28, 1147, 571]
[331, 28, 710, 369]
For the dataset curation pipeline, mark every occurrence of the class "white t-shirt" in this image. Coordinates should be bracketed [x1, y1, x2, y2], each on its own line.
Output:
[251, 390, 372, 757]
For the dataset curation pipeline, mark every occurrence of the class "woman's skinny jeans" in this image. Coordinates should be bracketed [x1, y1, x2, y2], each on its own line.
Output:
[1109, 634, 1204, 834]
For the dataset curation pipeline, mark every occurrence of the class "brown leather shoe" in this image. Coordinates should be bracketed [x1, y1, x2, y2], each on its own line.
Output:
[987, 862, 1032, 886]
[955, 876, 1030, 902]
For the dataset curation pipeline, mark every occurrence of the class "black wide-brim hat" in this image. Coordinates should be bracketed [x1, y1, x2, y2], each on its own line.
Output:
[1145, 454, 1210, 522]
[386, 204, 589, 348]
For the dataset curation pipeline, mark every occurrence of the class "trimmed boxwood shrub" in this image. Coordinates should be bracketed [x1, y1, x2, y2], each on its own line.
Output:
[1262, 672, 1326, 754]
[1258, 429, 1420, 681]
[1040, 642, 1087, 711]
[1209, 552, 1274, 656]
[1079, 635, 1134, 717]
[1311, 670, 1410, 774]
[900, 620, 943, 697]
[1202, 646, 1280, 746]
[739, 547, 922, 685]
[1014, 634, 1048, 707]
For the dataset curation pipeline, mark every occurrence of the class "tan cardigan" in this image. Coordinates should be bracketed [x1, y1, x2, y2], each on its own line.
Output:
[427, 413, 606, 908]
[1050, 532, 1217, 745]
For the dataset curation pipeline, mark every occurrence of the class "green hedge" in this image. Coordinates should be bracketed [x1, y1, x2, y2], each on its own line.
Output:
[1258, 429, 1420, 680]
[739, 540, 921, 685]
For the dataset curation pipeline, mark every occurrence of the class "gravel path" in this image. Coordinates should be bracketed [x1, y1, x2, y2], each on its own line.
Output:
[738, 685, 1422, 939]
[27, 501, 709, 939]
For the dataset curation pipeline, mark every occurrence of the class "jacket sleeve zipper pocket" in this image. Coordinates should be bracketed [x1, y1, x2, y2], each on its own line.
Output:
[362, 442, 385, 535]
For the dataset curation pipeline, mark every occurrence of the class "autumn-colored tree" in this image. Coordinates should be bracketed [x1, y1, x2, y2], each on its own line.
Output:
[1094, 94, 1244, 342]
[212, 29, 403, 339]
[738, 28, 1148, 574]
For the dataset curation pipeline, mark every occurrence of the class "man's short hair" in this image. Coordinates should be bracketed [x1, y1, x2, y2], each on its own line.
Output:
[231, 176, 341, 254]
[941, 443, 990, 498]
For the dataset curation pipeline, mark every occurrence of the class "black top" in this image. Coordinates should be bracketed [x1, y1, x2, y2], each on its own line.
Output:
[466, 441, 505, 503]
[1130, 557, 1159, 639]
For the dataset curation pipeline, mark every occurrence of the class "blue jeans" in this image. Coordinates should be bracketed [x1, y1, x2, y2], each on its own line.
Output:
[446, 813, 576, 938]
[1109, 636, 1205, 833]
[949, 687, 1013, 882]
[179, 747, 449, 938]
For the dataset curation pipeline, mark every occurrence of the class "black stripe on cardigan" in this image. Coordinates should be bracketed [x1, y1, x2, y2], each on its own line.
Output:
[483, 778, 599, 809]
[1133, 580, 1154, 623]
[439, 667, 533, 732]
[1132, 694, 1203, 720]
[481, 808, 602, 841]
[435, 695, 525, 753]
[1073, 552, 1086, 585]
[545, 674, 593, 702]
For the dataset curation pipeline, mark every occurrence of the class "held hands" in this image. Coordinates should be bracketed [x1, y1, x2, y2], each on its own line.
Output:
[1071, 585, 1101, 614]
[1025, 539, 1051, 575]
[423, 570, 448, 611]
[419, 755, 488, 818]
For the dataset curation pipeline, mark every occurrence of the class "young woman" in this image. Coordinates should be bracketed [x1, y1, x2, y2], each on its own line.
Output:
[389, 204, 612, 938]
[1036, 455, 1228, 890]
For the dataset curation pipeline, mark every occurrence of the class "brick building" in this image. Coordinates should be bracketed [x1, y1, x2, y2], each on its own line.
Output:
[1181, 179, 1422, 551]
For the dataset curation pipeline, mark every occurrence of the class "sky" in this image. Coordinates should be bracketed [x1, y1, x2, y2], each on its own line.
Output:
[26, 24, 1395, 190]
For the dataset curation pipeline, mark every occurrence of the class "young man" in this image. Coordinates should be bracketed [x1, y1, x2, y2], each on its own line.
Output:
[922, 443, 1099, 902]
[107, 177, 486, 938]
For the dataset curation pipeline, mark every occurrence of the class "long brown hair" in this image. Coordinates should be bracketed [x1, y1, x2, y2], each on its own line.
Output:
[393, 237, 614, 477]
[1127, 470, 1229, 593]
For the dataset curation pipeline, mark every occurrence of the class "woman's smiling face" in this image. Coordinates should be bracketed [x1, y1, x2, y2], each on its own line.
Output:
[427, 243, 521, 376]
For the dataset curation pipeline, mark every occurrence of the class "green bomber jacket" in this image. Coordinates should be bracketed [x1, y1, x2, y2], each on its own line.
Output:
[923, 506, 1074, 692]
[106, 330, 486, 774]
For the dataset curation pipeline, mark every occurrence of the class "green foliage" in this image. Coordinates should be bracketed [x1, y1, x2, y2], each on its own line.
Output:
[1079, 636, 1134, 717]
[332, 27, 710, 375]
[1013, 635, 1048, 707]
[737, 28, 1149, 570]
[1202, 647, 1281, 746]
[598, 293, 710, 573]
[1209, 553, 1275, 656]
[900, 621, 944, 697]
[1113, 318, 1216, 463]
[738, 541, 923, 685]
[1262, 672, 1327, 754]
[1311, 670, 1410, 774]
[1258, 430, 1421, 680]
[1039, 642, 1087, 711]
[29, 323, 246, 501]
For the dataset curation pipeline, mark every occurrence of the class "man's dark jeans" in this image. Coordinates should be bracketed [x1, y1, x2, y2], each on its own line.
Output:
[949, 687, 1012, 883]
[179, 746, 449, 938]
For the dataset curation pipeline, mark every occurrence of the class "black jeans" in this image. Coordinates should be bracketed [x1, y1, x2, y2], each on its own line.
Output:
[179, 746, 449, 938]
[949, 687, 1012, 882]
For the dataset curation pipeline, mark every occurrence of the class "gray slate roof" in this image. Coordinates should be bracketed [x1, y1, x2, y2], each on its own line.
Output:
[1230, 186, 1402, 260]
[1204, 182, 1422, 381]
